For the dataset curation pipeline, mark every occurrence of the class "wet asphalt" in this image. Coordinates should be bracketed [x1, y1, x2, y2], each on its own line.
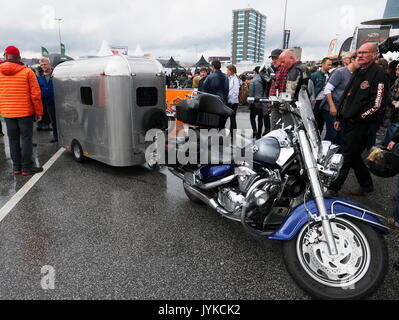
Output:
[0, 113, 398, 300]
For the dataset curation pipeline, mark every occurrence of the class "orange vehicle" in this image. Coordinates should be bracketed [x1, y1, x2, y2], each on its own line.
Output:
[166, 88, 196, 121]
[166, 88, 196, 137]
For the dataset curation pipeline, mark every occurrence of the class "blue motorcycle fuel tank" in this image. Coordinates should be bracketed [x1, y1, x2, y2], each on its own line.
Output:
[200, 165, 234, 182]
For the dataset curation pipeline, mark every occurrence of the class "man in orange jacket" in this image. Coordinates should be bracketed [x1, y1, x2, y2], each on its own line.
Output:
[0, 46, 44, 176]
[0, 58, 3, 137]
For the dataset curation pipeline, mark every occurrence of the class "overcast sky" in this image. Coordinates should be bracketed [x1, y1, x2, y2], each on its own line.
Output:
[0, 0, 387, 62]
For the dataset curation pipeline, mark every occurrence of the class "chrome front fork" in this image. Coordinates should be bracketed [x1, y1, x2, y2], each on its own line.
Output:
[297, 130, 338, 255]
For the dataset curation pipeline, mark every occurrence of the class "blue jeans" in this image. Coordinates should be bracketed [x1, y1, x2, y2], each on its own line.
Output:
[382, 122, 399, 148]
[322, 110, 343, 147]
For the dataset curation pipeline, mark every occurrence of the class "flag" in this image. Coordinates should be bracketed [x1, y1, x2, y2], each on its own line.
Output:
[327, 39, 338, 57]
[41, 47, 49, 57]
[61, 43, 66, 56]
[338, 37, 353, 57]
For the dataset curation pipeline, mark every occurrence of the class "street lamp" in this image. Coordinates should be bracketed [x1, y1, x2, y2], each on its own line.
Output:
[283, 0, 288, 49]
[54, 18, 63, 54]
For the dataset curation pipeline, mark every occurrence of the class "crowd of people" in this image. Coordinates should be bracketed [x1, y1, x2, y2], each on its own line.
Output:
[166, 67, 210, 91]
[0, 42, 399, 231]
[193, 43, 399, 231]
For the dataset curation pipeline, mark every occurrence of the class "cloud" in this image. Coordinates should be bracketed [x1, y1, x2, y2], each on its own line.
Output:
[0, 0, 388, 61]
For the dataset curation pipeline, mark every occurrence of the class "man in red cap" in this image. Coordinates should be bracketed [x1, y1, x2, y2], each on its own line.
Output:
[0, 46, 44, 176]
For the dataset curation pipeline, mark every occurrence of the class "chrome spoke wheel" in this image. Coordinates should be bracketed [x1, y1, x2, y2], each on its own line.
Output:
[296, 218, 371, 288]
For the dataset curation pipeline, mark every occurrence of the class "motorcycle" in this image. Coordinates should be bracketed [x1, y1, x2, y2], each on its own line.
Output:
[147, 88, 389, 300]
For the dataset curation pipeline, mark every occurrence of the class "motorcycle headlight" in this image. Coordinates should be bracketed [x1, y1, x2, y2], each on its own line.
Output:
[318, 142, 343, 182]
[319, 141, 340, 167]
[328, 153, 344, 173]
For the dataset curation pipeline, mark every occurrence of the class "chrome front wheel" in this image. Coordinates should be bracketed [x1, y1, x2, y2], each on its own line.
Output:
[296, 218, 370, 288]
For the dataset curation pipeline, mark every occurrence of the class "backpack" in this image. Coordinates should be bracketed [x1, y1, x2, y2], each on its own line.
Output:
[239, 82, 249, 105]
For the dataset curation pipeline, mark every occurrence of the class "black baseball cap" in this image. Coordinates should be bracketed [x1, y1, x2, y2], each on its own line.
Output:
[269, 49, 283, 58]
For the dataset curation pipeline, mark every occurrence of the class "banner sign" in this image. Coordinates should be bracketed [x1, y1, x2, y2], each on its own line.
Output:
[110, 46, 128, 55]
[356, 27, 391, 49]
[283, 30, 291, 49]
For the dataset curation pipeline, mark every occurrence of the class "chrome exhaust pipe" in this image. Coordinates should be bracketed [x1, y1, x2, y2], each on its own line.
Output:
[184, 183, 241, 222]
[169, 167, 236, 190]
[168, 168, 185, 180]
[199, 175, 236, 190]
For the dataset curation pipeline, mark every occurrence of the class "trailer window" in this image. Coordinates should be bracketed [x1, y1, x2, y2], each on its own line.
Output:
[137, 87, 158, 107]
[80, 87, 93, 106]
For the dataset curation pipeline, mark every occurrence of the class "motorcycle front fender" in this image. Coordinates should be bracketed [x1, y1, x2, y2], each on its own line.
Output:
[268, 198, 389, 241]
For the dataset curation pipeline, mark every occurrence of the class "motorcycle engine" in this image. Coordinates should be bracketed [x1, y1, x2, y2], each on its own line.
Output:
[282, 174, 306, 198]
[218, 188, 246, 217]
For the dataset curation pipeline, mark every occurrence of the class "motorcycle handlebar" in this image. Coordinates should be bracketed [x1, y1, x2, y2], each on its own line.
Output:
[247, 97, 269, 104]
[247, 95, 293, 104]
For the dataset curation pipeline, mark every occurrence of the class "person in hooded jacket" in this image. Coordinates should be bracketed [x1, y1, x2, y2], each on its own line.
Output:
[0, 46, 43, 176]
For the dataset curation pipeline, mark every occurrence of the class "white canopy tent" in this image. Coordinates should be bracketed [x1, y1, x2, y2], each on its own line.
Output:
[97, 40, 113, 56]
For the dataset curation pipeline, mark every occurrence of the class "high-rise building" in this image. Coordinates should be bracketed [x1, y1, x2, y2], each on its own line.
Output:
[231, 8, 266, 65]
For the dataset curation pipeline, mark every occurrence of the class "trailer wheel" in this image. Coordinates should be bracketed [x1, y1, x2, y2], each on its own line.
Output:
[71, 140, 85, 163]
[143, 110, 169, 132]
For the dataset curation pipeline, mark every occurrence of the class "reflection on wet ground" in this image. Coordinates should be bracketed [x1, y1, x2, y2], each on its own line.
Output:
[0, 114, 398, 299]
[0, 119, 60, 207]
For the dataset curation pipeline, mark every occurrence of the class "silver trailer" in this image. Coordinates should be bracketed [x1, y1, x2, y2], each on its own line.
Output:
[53, 55, 167, 167]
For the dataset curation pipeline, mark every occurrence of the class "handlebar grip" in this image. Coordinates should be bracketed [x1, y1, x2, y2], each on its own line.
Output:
[247, 97, 271, 103]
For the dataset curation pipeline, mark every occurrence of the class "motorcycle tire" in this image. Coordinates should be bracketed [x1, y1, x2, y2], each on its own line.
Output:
[282, 217, 388, 300]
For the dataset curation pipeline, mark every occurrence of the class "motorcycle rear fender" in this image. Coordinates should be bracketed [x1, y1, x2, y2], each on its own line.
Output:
[268, 198, 389, 241]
